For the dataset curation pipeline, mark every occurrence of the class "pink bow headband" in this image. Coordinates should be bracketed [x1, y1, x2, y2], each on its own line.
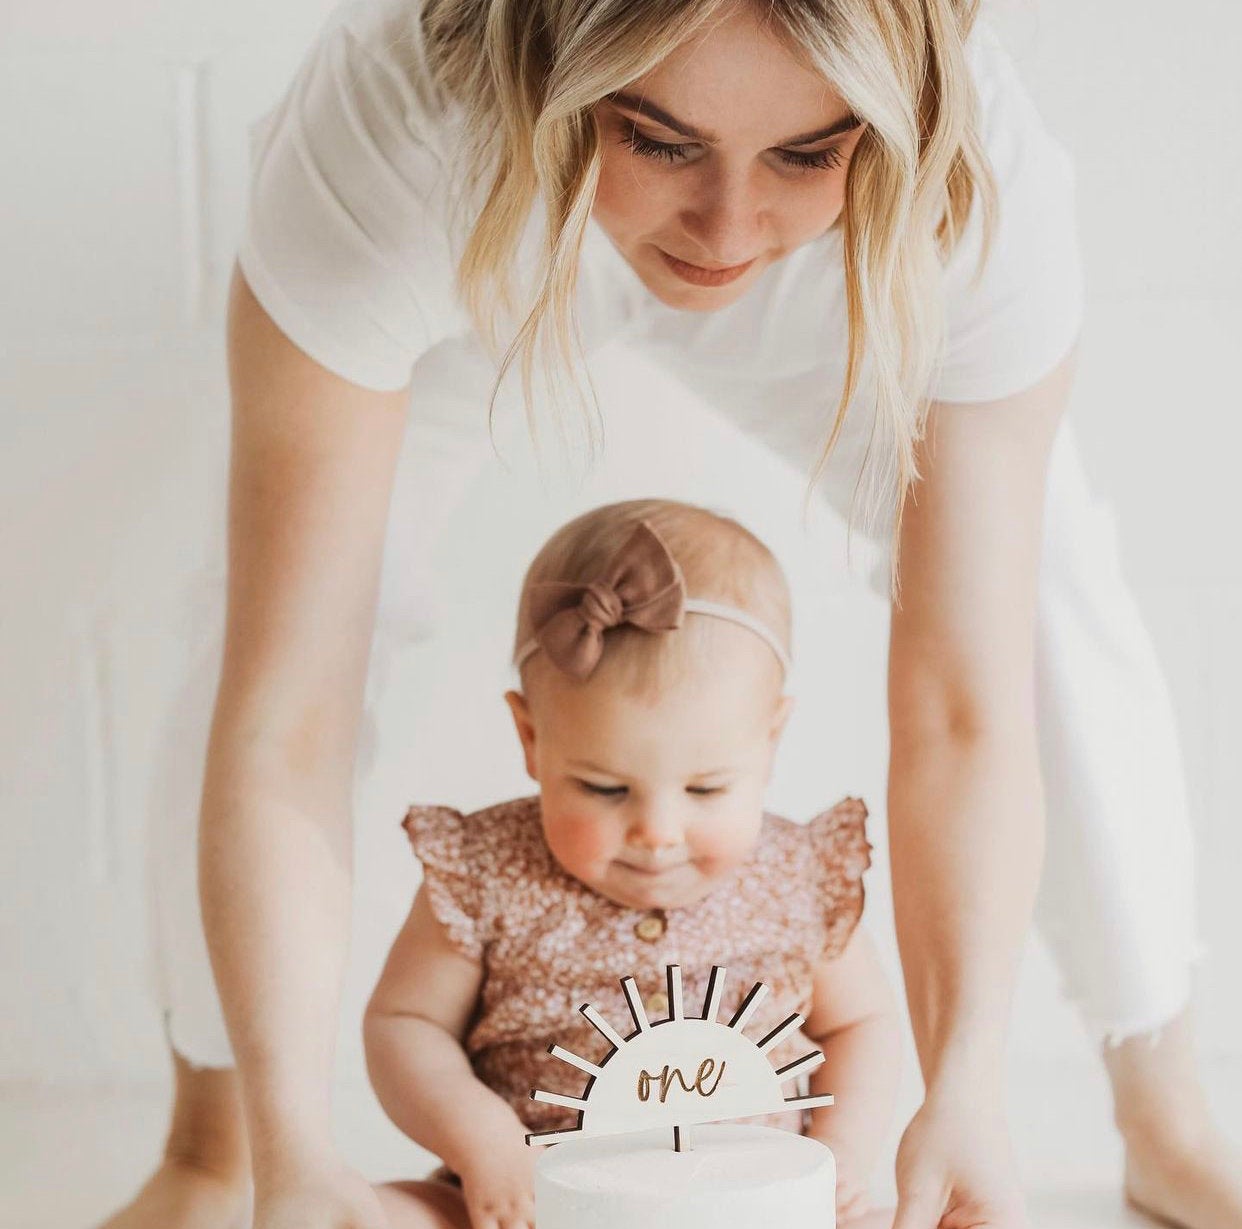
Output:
[513, 521, 792, 682]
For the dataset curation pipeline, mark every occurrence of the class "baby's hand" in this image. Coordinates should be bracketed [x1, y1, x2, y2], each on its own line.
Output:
[836, 1170, 872, 1223]
[458, 1139, 538, 1229]
[823, 1144, 872, 1223]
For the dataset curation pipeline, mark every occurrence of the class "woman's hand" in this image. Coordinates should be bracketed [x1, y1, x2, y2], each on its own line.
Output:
[458, 1140, 538, 1229]
[254, 1156, 389, 1229]
[891, 1093, 1028, 1229]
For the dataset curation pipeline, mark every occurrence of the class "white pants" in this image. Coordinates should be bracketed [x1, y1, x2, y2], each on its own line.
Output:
[146, 409, 1201, 1066]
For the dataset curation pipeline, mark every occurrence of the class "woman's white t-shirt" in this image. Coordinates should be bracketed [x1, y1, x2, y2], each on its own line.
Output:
[237, 0, 1084, 487]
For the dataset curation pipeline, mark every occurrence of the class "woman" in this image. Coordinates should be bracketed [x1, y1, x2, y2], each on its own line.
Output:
[102, 2, 1240, 1228]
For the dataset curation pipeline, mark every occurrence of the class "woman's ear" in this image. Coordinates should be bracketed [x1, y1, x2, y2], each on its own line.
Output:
[504, 689, 539, 782]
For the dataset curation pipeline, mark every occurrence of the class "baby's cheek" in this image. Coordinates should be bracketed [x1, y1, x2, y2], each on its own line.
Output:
[542, 810, 617, 879]
[692, 809, 764, 876]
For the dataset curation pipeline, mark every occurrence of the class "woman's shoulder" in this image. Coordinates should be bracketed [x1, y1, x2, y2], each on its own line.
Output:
[932, 17, 1085, 403]
[324, 0, 461, 145]
[964, 17, 1074, 186]
[239, 0, 474, 392]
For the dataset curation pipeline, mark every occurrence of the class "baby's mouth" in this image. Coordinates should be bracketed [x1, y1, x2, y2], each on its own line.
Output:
[618, 852, 691, 876]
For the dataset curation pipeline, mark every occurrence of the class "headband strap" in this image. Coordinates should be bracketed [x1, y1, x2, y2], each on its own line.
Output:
[513, 520, 791, 682]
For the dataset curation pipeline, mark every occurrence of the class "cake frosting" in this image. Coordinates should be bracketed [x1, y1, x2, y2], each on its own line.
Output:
[535, 1123, 836, 1229]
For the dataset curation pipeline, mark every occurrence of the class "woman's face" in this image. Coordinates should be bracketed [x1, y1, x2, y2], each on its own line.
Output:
[591, 4, 866, 312]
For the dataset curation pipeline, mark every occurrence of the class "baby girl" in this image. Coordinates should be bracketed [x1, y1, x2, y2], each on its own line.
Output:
[364, 498, 902, 1229]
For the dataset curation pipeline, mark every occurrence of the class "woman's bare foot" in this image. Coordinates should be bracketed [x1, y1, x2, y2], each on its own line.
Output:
[95, 1050, 250, 1229]
[1123, 1125, 1242, 1229]
[98, 1158, 250, 1229]
[1105, 1005, 1242, 1229]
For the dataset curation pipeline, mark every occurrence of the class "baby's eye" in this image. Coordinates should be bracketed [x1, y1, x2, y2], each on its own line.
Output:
[686, 785, 726, 797]
[579, 780, 627, 798]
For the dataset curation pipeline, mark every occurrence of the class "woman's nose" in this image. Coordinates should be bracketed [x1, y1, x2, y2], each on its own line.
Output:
[681, 166, 766, 265]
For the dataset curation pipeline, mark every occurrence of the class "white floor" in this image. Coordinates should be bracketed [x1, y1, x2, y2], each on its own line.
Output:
[5, 1057, 1241, 1229]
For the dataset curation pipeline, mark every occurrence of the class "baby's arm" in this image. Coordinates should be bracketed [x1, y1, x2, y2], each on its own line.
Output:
[364, 886, 535, 1228]
[802, 927, 903, 1220]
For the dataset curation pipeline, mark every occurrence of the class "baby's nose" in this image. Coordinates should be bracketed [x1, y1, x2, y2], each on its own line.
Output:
[627, 808, 686, 852]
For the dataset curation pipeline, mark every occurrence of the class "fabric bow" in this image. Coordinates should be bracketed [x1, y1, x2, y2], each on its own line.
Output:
[526, 521, 686, 680]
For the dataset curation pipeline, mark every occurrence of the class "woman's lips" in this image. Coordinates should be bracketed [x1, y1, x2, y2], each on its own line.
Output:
[658, 249, 755, 287]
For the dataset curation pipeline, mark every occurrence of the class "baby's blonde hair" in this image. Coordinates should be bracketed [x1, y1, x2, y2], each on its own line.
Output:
[419, 0, 997, 598]
[514, 499, 791, 698]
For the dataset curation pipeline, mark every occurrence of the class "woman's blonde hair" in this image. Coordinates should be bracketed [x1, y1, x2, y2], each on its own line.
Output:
[515, 499, 791, 697]
[420, 0, 996, 596]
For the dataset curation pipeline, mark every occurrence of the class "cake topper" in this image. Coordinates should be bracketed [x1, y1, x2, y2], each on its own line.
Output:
[526, 964, 833, 1152]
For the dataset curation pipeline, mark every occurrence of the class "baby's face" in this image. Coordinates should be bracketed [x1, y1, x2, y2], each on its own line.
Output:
[506, 636, 792, 911]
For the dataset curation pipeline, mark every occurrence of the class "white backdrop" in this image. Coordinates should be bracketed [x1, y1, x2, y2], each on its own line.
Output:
[3, 0, 1241, 1113]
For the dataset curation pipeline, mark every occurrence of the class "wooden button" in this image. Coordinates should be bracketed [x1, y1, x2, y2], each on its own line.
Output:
[634, 911, 666, 943]
[648, 991, 670, 1016]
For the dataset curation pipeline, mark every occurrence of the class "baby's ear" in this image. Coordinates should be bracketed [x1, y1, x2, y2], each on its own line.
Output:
[504, 690, 540, 782]
[769, 693, 796, 743]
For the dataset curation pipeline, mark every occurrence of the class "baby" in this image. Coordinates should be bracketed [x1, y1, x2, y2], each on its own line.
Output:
[364, 498, 902, 1229]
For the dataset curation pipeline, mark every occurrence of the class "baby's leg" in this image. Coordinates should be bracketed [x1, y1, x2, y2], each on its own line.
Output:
[375, 1179, 472, 1229]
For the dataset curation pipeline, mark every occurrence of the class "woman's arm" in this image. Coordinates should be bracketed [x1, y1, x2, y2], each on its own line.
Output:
[199, 267, 410, 1194]
[802, 928, 904, 1219]
[887, 344, 1078, 1227]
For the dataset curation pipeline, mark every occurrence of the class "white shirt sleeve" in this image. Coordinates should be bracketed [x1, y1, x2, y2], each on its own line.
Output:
[236, 2, 470, 392]
[931, 23, 1086, 404]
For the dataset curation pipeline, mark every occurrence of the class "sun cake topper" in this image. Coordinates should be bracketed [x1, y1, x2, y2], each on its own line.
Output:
[526, 964, 833, 1152]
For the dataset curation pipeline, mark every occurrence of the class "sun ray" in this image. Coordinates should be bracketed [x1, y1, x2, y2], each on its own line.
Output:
[666, 965, 684, 1021]
[757, 1011, 804, 1054]
[531, 1089, 591, 1112]
[526, 1126, 585, 1146]
[621, 975, 650, 1033]
[783, 1092, 836, 1111]
[728, 981, 770, 1033]
[579, 1002, 626, 1051]
[775, 1050, 825, 1082]
[701, 965, 727, 1022]
[548, 1043, 604, 1078]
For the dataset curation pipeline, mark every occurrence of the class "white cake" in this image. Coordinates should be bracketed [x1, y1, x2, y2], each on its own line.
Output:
[535, 1123, 836, 1229]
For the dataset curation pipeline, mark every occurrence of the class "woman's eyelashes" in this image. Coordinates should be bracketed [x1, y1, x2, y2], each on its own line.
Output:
[618, 126, 846, 173]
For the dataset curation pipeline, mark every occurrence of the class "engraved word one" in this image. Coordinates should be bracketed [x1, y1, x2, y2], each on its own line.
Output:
[636, 1058, 727, 1105]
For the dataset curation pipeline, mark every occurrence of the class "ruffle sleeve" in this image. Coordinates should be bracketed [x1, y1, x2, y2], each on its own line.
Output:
[402, 804, 489, 961]
[806, 797, 873, 960]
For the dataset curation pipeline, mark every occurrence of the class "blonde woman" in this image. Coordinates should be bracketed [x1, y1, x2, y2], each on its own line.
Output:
[100, 2, 1240, 1229]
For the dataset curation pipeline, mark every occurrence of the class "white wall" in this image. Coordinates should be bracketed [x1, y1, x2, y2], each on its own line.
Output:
[3, 0, 1241, 1106]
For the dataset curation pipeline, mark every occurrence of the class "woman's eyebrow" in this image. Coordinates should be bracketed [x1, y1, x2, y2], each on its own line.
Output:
[607, 90, 861, 147]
